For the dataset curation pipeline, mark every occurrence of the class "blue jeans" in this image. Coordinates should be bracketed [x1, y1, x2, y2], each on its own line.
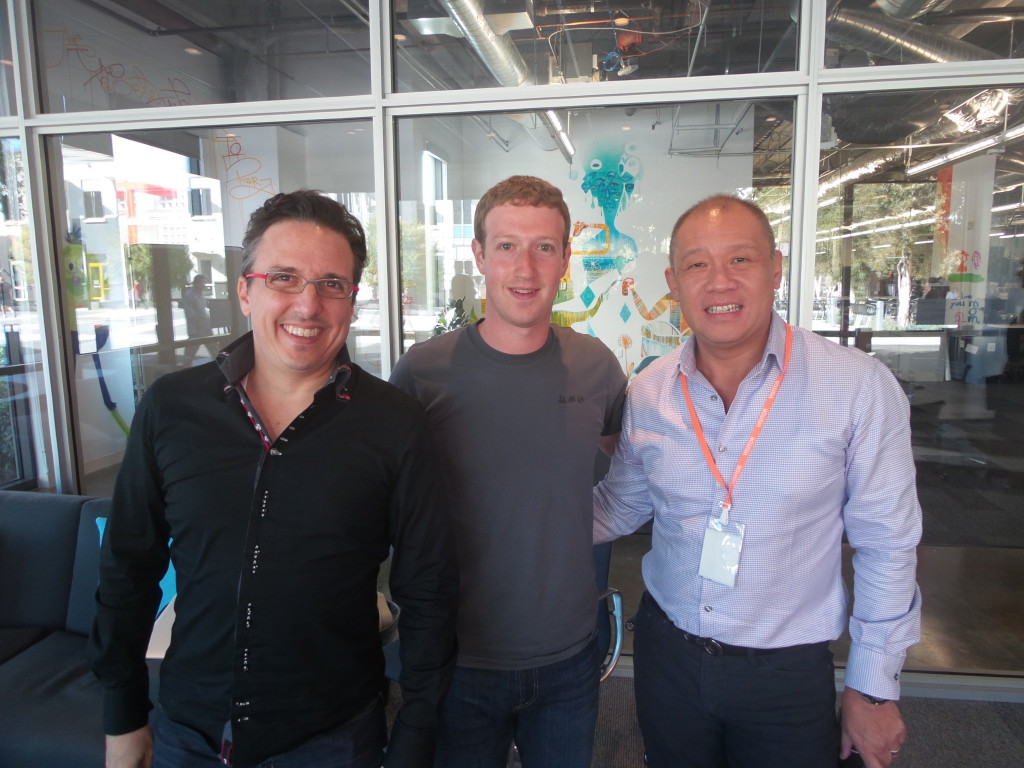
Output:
[151, 697, 386, 768]
[634, 592, 838, 768]
[434, 638, 600, 768]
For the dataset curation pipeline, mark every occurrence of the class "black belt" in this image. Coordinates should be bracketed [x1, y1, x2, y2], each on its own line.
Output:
[679, 629, 826, 658]
[644, 592, 824, 658]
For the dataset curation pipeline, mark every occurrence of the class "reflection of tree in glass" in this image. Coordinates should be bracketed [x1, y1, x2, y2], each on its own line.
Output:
[0, 379, 16, 486]
[366, 215, 427, 306]
[127, 243, 192, 302]
[810, 183, 934, 327]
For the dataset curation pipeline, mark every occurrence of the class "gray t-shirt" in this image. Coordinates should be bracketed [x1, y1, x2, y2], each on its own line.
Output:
[390, 321, 626, 669]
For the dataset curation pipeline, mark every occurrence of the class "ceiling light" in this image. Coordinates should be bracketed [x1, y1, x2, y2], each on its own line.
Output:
[618, 59, 638, 76]
[907, 135, 1000, 176]
[184, 48, 202, 56]
[614, 17, 631, 27]
[1005, 123, 1024, 140]
[394, 33, 407, 42]
[541, 111, 574, 163]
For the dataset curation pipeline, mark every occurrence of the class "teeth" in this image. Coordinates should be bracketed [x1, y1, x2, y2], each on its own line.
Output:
[707, 304, 741, 314]
[284, 325, 321, 338]
[511, 288, 535, 295]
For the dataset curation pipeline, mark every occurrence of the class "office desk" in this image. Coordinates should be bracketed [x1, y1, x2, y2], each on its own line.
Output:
[945, 325, 1023, 383]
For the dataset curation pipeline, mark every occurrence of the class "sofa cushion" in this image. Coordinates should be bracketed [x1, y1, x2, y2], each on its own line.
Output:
[0, 629, 162, 768]
[0, 626, 51, 664]
[0, 631, 104, 767]
[66, 498, 112, 636]
[0, 491, 91, 629]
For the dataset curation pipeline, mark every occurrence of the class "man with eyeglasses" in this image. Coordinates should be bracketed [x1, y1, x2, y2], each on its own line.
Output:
[90, 189, 458, 768]
[390, 176, 627, 768]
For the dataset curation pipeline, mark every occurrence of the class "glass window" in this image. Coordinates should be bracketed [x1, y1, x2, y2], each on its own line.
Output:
[395, 99, 795, 379]
[49, 121, 378, 495]
[1, 138, 49, 489]
[34, 0, 371, 113]
[393, 2, 799, 93]
[0, 3, 14, 116]
[825, 1, 1024, 69]
[815, 87, 1024, 674]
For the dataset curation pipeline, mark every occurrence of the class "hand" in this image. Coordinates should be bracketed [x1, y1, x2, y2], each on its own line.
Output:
[106, 725, 153, 768]
[840, 687, 906, 768]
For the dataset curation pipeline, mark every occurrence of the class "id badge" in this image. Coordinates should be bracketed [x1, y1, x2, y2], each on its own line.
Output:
[698, 516, 746, 587]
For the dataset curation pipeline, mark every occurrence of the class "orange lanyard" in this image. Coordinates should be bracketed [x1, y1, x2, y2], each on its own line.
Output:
[680, 324, 792, 525]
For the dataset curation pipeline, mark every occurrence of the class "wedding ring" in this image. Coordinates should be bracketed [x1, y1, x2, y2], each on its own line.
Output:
[891, 748, 901, 755]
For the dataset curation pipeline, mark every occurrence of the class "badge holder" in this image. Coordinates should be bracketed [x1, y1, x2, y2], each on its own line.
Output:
[698, 502, 745, 588]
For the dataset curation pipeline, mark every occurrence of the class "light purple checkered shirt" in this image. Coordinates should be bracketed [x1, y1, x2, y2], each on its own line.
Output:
[594, 313, 922, 699]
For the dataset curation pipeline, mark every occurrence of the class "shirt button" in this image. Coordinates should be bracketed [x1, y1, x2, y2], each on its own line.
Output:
[704, 605, 713, 612]
[710, 395, 718, 401]
[717, 445, 726, 453]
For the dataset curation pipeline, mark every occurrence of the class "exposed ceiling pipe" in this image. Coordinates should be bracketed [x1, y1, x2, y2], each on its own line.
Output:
[826, 6, 993, 64]
[906, 0, 1018, 43]
[813, 3, 1024, 194]
[875, 1, 951, 20]
[995, 153, 1024, 192]
[436, 0, 576, 160]
[817, 119, 958, 197]
[438, 0, 529, 87]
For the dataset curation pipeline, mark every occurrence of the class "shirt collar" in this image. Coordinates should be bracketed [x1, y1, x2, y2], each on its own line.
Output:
[216, 331, 355, 399]
[676, 312, 788, 378]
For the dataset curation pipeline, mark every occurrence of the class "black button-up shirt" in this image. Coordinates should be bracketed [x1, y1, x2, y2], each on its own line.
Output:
[90, 333, 457, 767]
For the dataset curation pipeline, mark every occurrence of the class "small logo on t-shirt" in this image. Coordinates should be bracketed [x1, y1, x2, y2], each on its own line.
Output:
[558, 394, 585, 404]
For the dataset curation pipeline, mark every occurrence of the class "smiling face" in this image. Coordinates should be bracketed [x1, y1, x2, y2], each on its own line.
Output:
[665, 200, 782, 365]
[473, 202, 570, 353]
[238, 219, 357, 386]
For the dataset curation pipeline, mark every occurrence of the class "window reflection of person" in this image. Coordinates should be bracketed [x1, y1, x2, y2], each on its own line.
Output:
[182, 274, 214, 364]
[449, 260, 478, 321]
[0, 271, 14, 317]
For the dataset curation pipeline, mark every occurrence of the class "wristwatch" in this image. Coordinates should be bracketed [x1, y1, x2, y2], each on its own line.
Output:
[859, 691, 891, 705]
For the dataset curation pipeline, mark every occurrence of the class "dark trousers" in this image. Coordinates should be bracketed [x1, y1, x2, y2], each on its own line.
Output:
[151, 696, 386, 768]
[434, 638, 600, 768]
[634, 592, 839, 768]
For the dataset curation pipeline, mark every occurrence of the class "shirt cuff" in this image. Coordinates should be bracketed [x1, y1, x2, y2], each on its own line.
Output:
[844, 642, 905, 701]
[383, 719, 436, 768]
[102, 681, 153, 736]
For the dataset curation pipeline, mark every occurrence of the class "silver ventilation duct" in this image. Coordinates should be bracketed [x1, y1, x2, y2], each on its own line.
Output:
[818, 2, 1024, 195]
[435, 0, 576, 160]
[495, 113, 557, 152]
[875, 1, 952, 20]
[437, 0, 529, 87]
[826, 6, 993, 64]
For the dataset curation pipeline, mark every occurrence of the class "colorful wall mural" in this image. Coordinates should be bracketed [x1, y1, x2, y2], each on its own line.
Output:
[550, 139, 691, 379]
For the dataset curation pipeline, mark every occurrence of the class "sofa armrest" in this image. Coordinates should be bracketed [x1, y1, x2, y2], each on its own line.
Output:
[0, 491, 92, 630]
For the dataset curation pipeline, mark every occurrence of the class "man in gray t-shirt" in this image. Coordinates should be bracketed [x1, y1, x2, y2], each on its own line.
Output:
[390, 176, 626, 768]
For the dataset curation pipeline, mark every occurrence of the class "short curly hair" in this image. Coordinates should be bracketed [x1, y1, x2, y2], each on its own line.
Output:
[473, 176, 572, 247]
